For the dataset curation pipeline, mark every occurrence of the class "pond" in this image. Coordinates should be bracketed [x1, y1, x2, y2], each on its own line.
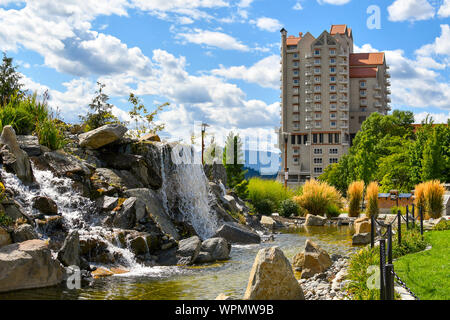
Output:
[0, 225, 357, 300]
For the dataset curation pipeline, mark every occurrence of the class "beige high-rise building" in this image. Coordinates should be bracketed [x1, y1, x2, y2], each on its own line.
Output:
[277, 24, 390, 186]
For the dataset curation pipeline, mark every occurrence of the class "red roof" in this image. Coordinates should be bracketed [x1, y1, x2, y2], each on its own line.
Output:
[350, 67, 378, 78]
[350, 53, 385, 66]
[330, 24, 347, 35]
[286, 34, 302, 46]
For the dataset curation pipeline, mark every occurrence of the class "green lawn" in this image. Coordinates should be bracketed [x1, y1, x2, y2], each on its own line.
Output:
[393, 230, 450, 300]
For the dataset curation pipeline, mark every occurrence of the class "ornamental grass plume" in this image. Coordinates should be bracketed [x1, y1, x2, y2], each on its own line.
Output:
[365, 181, 379, 219]
[414, 182, 426, 213]
[293, 179, 343, 216]
[348, 180, 364, 218]
[423, 180, 445, 219]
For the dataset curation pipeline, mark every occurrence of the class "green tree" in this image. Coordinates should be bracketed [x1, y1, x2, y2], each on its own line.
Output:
[128, 92, 167, 138]
[80, 82, 121, 131]
[223, 131, 247, 189]
[421, 128, 445, 182]
[0, 53, 24, 105]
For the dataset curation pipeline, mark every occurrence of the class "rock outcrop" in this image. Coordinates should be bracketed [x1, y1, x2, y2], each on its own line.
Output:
[57, 230, 81, 267]
[213, 223, 261, 244]
[11, 224, 38, 243]
[176, 236, 202, 265]
[195, 237, 231, 263]
[32, 196, 58, 215]
[78, 124, 128, 149]
[0, 240, 64, 293]
[243, 246, 305, 300]
[352, 232, 371, 245]
[293, 239, 333, 279]
[0, 126, 34, 184]
[305, 214, 327, 226]
[112, 197, 146, 229]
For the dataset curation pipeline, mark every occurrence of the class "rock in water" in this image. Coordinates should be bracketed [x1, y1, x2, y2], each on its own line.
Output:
[0, 125, 34, 184]
[176, 236, 202, 265]
[243, 246, 305, 300]
[0, 240, 64, 293]
[78, 124, 127, 149]
[195, 237, 231, 263]
[354, 217, 371, 234]
[352, 233, 371, 245]
[32, 196, 58, 215]
[57, 230, 80, 267]
[305, 214, 327, 226]
[293, 239, 332, 279]
[213, 223, 261, 244]
[260, 216, 276, 230]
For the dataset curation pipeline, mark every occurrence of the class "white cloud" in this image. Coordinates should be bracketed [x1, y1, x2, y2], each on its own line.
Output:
[317, 0, 351, 5]
[414, 111, 450, 123]
[416, 24, 450, 57]
[250, 17, 282, 32]
[177, 28, 249, 51]
[237, 0, 253, 8]
[388, 0, 435, 22]
[438, 0, 450, 17]
[212, 55, 280, 89]
[293, 2, 303, 10]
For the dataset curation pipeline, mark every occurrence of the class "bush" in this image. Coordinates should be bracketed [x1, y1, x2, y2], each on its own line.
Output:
[434, 219, 450, 231]
[279, 199, 299, 217]
[252, 198, 275, 216]
[234, 179, 249, 200]
[326, 203, 341, 218]
[0, 212, 13, 227]
[348, 181, 364, 217]
[414, 182, 426, 212]
[293, 179, 343, 216]
[35, 118, 66, 150]
[390, 205, 406, 216]
[247, 178, 295, 208]
[423, 180, 445, 219]
[365, 181, 379, 219]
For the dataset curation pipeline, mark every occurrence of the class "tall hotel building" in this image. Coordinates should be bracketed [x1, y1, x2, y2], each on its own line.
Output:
[277, 25, 391, 186]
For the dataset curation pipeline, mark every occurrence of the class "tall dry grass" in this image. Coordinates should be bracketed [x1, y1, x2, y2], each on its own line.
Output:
[365, 181, 379, 219]
[293, 179, 343, 216]
[414, 182, 426, 213]
[348, 180, 364, 218]
[423, 180, 445, 219]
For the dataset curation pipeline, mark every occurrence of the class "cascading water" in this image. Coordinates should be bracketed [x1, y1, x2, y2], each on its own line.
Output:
[158, 144, 220, 240]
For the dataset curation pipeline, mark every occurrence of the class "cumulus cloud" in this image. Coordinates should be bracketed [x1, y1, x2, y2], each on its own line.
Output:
[388, 0, 435, 22]
[317, 0, 351, 5]
[438, 0, 450, 17]
[176, 28, 249, 51]
[415, 24, 450, 57]
[250, 17, 282, 32]
[414, 111, 450, 123]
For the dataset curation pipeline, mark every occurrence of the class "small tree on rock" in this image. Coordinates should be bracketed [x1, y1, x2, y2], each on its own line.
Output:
[0, 53, 24, 105]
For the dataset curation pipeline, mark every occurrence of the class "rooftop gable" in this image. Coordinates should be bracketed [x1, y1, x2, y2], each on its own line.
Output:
[350, 52, 385, 66]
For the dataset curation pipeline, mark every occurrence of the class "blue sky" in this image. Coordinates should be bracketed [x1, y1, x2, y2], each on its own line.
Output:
[1, 0, 449, 152]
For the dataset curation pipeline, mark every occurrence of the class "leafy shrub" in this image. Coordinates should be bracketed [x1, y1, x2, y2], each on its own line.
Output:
[252, 198, 275, 216]
[234, 179, 249, 200]
[326, 203, 341, 218]
[247, 178, 296, 208]
[36, 118, 66, 150]
[365, 181, 379, 219]
[423, 180, 445, 219]
[434, 219, 450, 231]
[279, 199, 299, 218]
[390, 205, 406, 216]
[0, 212, 13, 227]
[348, 180, 364, 217]
[293, 179, 343, 216]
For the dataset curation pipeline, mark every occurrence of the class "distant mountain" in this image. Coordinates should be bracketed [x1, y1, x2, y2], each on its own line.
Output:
[244, 149, 280, 179]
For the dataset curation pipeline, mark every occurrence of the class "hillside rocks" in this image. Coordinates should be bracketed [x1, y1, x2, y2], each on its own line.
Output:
[57, 230, 80, 267]
[78, 124, 128, 149]
[214, 222, 261, 244]
[0, 125, 34, 184]
[195, 237, 231, 263]
[305, 214, 327, 226]
[32, 196, 58, 215]
[293, 240, 333, 279]
[139, 133, 161, 142]
[244, 246, 305, 300]
[0, 240, 64, 293]
[17, 135, 42, 157]
[112, 197, 146, 229]
[11, 224, 38, 243]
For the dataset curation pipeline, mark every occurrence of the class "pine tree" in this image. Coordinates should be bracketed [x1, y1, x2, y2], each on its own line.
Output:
[222, 132, 247, 189]
[0, 53, 23, 105]
[421, 129, 445, 182]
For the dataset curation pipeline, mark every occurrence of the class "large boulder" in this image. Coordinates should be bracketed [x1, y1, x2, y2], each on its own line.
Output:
[112, 197, 146, 230]
[0, 240, 64, 293]
[33, 151, 92, 177]
[17, 135, 42, 157]
[11, 224, 38, 243]
[223, 195, 240, 212]
[354, 217, 371, 234]
[293, 239, 332, 279]
[0, 125, 34, 184]
[0, 227, 12, 248]
[96, 196, 119, 211]
[57, 230, 80, 267]
[213, 223, 261, 244]
[243, 246, 305, 300]
[32, 196, 58, 215]
[139, 133, 161, 142]
[305, 214, 327, 226]
[124, 188, 180, 240]
[90, 168, 144, 196]
[176, 236, 202, 266]
[78, 124, 128, 149]
[352, 233, 371, 245]
[260, 216, 276, 230]
[195, 237, 231, 263]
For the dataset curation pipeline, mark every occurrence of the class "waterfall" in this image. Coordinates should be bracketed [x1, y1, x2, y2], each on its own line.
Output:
[158, 144, 220, 240]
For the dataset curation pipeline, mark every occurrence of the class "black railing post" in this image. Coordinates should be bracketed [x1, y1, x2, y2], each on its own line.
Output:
[379, 239, 386, 300]
[387, 224, 393, 265]
[420, 207, 424, 240]
[397, 210, 402, 245]
[412, 204, 415, 228]
[406, 205, 409, 229]
[385, 264, 395, 300]
[370, 215, 375, 248]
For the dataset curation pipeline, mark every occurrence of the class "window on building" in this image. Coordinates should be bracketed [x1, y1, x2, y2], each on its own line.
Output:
[330, 113, 337, 119]
[293, 157, 299, 164]
[288, 45, 297, 50]
[293, 79, 299, 84]
[330, 103, 337, 110]
[360, 81, 366, 87]
[330, 148, 338, 154]
[313, 134, 318, 144]
[314, 49, 320, 56]
[330, 85, 336, 91]
[294, 70, 299, 76]
[319, 133, 324, 143]
[293, 149, 299, 154]
[335, 133, 340, 144]
[293, 53, 298, 58]
[330, 67, 336, 73]
[293, 61, 299, 67]
[315, 121, 321, 128]
[314, 58, 321, 65]
[330, 76, 336, 82]
[314, 148, 323, 155]
[315, 113, 321, 119]
[330, 158, 339, 164]
[315, 85, 321, 92]
[360, 90, 366, 96]
[360, 107, 367, 112]
[314, 158, 323, 164]
[328, 133, 333, 143]
[304, 134, 308, 144]
[330, 49, 336, 55]
[330, 58, 336, 64]
[314, 167, 323, 174]
[314, 67, 321, 73]
[330, 121, 337, 127]
[291, 135, 296, 145]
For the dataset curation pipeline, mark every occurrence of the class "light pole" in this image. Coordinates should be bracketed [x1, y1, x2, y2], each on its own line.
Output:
[201, 123, 209, 165]
[283, 132, 289, 189]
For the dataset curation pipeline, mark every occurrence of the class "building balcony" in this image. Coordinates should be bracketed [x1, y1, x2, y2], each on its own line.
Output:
[330, 105, 337, 111]
[339, 51, 348, 57]
[385, 72, 391, 78]
[314, 78, 321, 84]
[386, 80, 391, 86]
[314, 97, 322, 102]
[305, 89, 312, 94]
[313, 52, 321, 57]
[374, 93, 382, 99]
[386, 88, 391, 94]
[330, 96, 337, 102]
[339, 105, 348, 111]
[305, 107, 313, 112]
[375, 103, 382, 108]
[339, 62, 347, 67]
[340, 97, 349, 102]
[386, 97, 391, 103]
[305, 125, 312, 130]
[329, 60, 337, 66]
[339, 70, 348, 75]
[339, 78, 348, 84]
[314, 70, 321, 75]
[340, 115, 349, 121]
[305, 98, 313, 103]
[360, 100, 368, 106]
[305, 53, 312, 59]
[341, 124, 349, 129]
[305, 80, 312, 85]
[305, 63, 312, 68]
[329, 51, 336, 57]
[339, 88, 347, 93]
[305, 117, 313, 122]
[315, 123, 322, 129]
[305, 72, 312, 76]
[314, 105, 322, 111]
[374, 85, 381, 91]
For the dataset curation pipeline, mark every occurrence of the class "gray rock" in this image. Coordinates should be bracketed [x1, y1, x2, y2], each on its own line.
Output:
[176, 236, 202, 266]
[17, 135, 42, 157]
[96, 196, 119, 211]
[79, 124, 128, 149]
[195, 237, 231, 263]
[34, 151, 92, 177]
[32, 196, 58, 215]
[352, 232, 371, 245]
[112, 197, 145, 229]
[0, 126, 34, 184]
[213, 222, 261, 244]
[11, 224, 38, 243]
[305, 214, 327, 226]
[57, 230, 80, 267]
[204, 162, 227, 185]
[128, 236, 148, 256]
[0, 227, 11, 248]
[223, 195, 240, 212]
[90, 168, 144, 195]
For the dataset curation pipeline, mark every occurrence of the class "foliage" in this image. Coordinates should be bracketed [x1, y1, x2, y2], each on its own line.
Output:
[414, 182, 426, 212]
[252, 198, 275, 216]
[229, 210, 247, 225]
[279, 199, 299, 218]
[423, 180, 445, 219]
[127, 92, 167, 138]
[0, 212, 13, 227]
[365, 181, 379, 219]
[434, 219, 450, 231]
[204, 136, 223, 165]
[325, 203, 341, 218]
[348, 180, 364, 217]
[234, 179, 249, 200]
[223, 132, 247, 189]
[293, 179, 343, 216]
[80, 82, 121, 131]
[247, 178, 296, 208]
[390, 205, 406, 216]
[0, 53, 24, 106]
